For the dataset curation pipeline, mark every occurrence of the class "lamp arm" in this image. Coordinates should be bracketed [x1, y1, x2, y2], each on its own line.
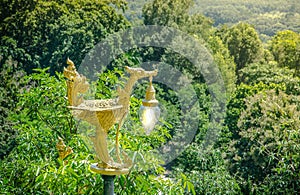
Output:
[114, 66, 158, 164]
[117, 66, 157, 110]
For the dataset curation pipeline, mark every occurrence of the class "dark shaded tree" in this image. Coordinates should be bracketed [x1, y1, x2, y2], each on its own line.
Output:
[0, 0, 129, 74]
[143, 0, 193, 27]
[220, 22, 263, 74]
[0, 57, 25, 159]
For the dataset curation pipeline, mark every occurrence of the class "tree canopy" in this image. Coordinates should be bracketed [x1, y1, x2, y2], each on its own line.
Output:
[219, 23, 263, 74]
[269, 30, 300, 73]
[0, 0, 129, 74]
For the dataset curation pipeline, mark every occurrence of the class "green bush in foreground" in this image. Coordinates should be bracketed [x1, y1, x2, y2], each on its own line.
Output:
[0, 69, 194, 194]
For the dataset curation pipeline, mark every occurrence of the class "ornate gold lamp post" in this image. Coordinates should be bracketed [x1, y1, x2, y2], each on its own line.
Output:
[63, 59, 160, 194]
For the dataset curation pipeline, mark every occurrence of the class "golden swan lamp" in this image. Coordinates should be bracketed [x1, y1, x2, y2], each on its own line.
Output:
[63, 58, 159, 175]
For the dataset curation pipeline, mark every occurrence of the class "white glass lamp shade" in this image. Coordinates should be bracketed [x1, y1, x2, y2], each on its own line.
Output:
[139, 79, 160, 135]
[139, 105, 160, 135]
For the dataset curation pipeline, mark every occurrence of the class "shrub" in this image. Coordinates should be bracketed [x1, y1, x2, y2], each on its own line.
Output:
[227, 90, 300, 193]
[0, 57, 25, 159]
[0, 68, 191, 194]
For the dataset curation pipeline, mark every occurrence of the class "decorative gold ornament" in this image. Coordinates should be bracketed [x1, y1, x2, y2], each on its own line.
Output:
[63, 58, 90, 106]
[64, 59, 159, 175]
[56, 137, 73, 160]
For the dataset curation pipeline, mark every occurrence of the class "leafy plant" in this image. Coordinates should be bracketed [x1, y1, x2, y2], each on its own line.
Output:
[0, 0, 129, 74]
[269, 30, 300, 74]
[219, 22, 263, 74]
[228, 90, 300, 193]
[0, 69, 96, 194]
[0, 67, 194, 194]
[0, 57, 25, 159]
[172, 147, 241, 194]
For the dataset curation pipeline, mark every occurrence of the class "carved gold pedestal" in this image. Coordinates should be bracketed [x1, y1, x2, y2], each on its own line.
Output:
[90, 163, 129, 175]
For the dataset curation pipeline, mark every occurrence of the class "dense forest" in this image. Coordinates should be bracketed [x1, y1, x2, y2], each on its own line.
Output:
[192, 0, 300, 39]
[1, 0, 300, 194]
[127, 0, 300, 41]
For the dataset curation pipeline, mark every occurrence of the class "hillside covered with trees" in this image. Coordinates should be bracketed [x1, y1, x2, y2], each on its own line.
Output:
[1, 0, 300, 194]
[127, 0, 300, 41]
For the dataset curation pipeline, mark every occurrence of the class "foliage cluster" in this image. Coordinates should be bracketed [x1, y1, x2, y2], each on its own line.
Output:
[0, 69, 195, 194]
[126, 0, 300, 41]
[217, 23, 263, 74]
[235, 90, 300, 193]
[269, 30, 300, 73]
[0, 0, 129, 74]
[224, 62, 300, 193]
[0, 57, 25, 159]
[143, 0, 236, 94]
[191, 0, 300, 41]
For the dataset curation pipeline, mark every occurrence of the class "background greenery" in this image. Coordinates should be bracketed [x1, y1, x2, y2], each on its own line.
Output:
[127, 0, 300, 42]
[1, 0, 299, 194]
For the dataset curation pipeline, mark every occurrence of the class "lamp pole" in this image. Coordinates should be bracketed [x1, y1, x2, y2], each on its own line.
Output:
[102, 175, 115, 195]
